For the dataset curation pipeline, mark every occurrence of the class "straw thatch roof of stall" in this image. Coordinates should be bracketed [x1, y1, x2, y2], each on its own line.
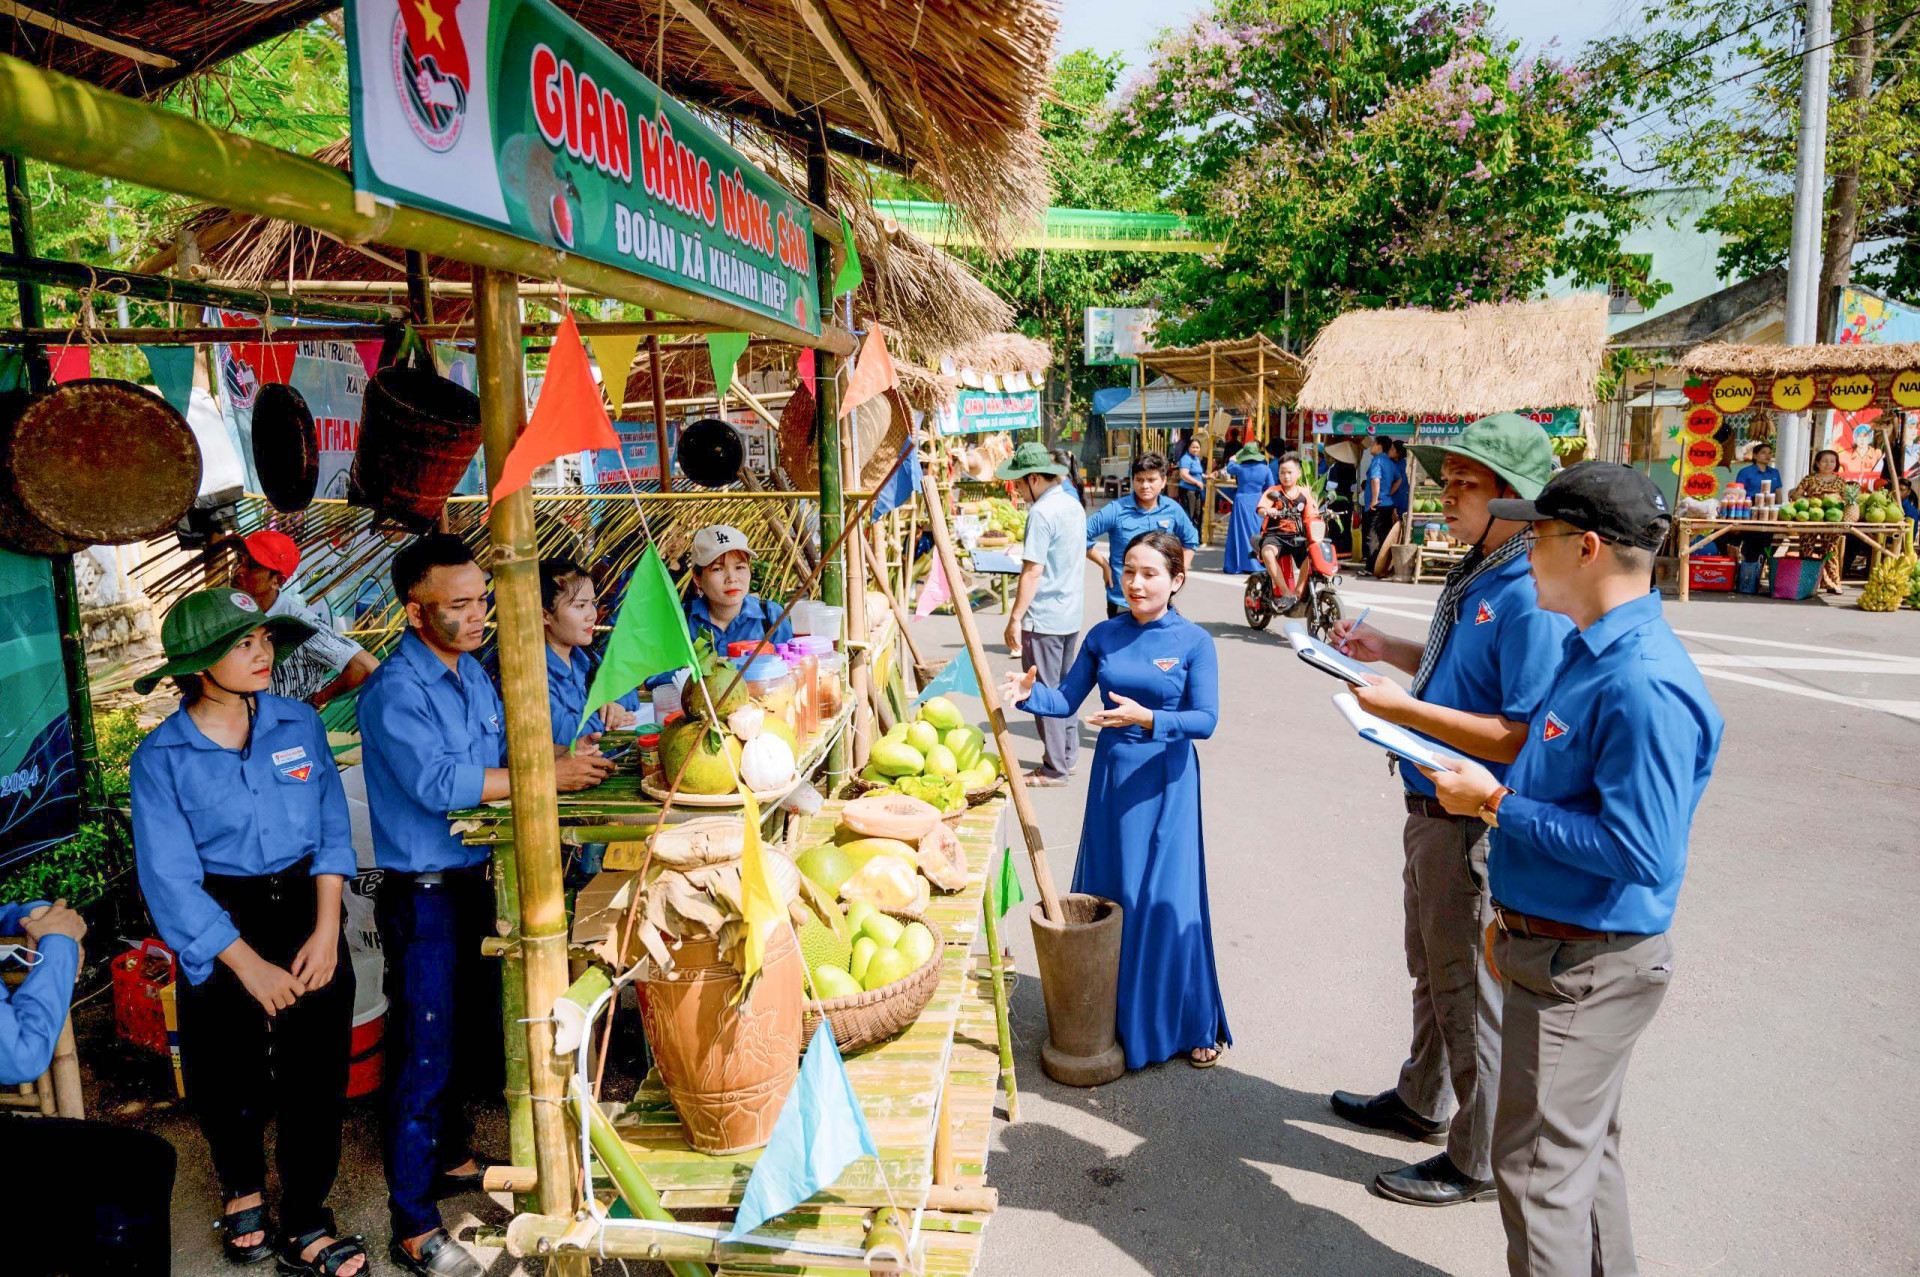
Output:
[1681, 341, 1920, 378]
[1134, 333, 1305, 411]
[1297, 295, 1610, 414]
[144, 138, 1013, 356]
[5, 0, 1053, 250]
[933, 332, 1052, 379]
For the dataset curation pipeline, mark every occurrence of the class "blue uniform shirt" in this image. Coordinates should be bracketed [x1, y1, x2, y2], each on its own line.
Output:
[1492, 591, 1723, 934]
[1402, 549, 1573, 796]
[1084, 494, 1201, 607]
[1734, 464, 1784, 496]
[1368, 456, 1404, 509]
[131, 694, 354, 984]
[527, 644, 641, 746]
[1178, 454, 1206, 492]
[0, 900, 80, 1085]
[358, 631, 506, 875]
[687, 593, 794, 655]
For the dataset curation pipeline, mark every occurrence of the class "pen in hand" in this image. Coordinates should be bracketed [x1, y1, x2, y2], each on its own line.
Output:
[1338, 607, 1370, 654]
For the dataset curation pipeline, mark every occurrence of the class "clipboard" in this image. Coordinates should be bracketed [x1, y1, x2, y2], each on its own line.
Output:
[1331, 691, 1463, 773]
[1283, 622, 1375, 688]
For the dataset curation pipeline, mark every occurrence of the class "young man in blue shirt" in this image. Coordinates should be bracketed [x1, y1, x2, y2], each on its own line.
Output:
[998, 442, 1087, 785]
[1731, 441, 1785, 564]
[1362, 435, 1403, 574]
[1327, 415, 1570, 1208]
[360, 534, 613, 1277]
[1177, 437, 1208, 524]
[1085, 452, 1199, 619]
[1426, 463, 1722, 1277]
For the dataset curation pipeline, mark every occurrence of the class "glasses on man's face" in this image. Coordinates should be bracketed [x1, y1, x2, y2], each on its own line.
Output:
[1522, 528, 1588, 554]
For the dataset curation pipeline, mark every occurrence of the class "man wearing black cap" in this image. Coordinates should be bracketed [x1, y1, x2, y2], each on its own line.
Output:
[1422, 462, 1723, 1277]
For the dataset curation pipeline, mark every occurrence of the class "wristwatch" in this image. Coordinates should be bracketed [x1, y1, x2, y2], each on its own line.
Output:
[1476, 786, 1511, 828]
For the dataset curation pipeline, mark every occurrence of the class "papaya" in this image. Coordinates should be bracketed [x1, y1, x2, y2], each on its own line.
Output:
[840, 791, 943, 840]
[869, 739, 926, 778]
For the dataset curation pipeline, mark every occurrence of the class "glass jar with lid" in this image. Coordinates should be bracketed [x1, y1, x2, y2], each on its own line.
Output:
[738, 654, 798, 735]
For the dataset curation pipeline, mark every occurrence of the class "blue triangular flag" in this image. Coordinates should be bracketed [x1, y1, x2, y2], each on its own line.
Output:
[725, 1023, 878, 1241]
[912, 653, 981, 706]
[870, 437, 922, 523]
[141, 345, 197, 417]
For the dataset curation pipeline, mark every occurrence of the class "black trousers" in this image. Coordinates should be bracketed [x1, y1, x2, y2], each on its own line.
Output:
[177, 861, 353, 1239]
[1362, 507, 1400, 572]
[2, 1114, 176, 1275]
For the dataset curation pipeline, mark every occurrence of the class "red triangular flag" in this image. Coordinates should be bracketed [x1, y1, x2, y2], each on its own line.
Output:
[354, 341, 384, 378]
[49, 346, 92, 384]
[797, 347, 817, 395]
[489, 312, 621, 506]
[233, 342, 297, 387]
[837, 327, 897, 419]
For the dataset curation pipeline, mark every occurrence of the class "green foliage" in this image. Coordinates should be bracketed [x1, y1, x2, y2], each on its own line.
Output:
[0, 822, 125, 911]
[1585, 0, 1920, 296]
[92, 707, 149, 798]
[1098, 0, 1658, 345]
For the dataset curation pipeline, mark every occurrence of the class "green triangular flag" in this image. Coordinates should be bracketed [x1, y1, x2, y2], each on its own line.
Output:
[706, 332, 751, 397]
[577, 545, 698, 740]
[141, 345, 196, 417]
[0, 348, 25, 393]
[994, 846, 1026, 920]
[833, 212, 863, 297]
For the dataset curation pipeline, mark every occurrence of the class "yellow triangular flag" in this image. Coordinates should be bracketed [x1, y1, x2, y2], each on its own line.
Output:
[586, 333, 645, 411]
[736, 785, 780, 993]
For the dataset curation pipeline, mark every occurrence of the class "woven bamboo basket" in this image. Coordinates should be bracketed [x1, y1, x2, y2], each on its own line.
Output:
[844, 775, 967, 823]
[802, 911, 944, 1053]
[964, 778, 1006, 806]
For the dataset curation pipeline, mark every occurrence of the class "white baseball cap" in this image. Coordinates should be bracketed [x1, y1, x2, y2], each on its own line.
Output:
[690, 524, 756, 568]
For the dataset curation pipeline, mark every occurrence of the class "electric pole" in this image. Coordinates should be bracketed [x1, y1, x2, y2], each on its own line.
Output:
[1781, 0, 1833, 487]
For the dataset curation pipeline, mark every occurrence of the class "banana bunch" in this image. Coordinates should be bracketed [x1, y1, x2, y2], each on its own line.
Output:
[1859, 553, 1916, 613]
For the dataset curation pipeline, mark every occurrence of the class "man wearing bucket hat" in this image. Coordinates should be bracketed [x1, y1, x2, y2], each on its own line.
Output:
[1325, 413, 1573, 1207]
[129, 589, 371, 1275]
[996, 441, 1087, 785]
[357, 534, 614, 1277]
[225, 529, 380, 708]
[1420, 463, 1721, 1275]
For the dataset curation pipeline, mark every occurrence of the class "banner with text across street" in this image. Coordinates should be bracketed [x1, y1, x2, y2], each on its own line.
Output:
[935, 388, 1045, 436]
[1311, 408, 1582, 437]
[344, 0, 820, 335]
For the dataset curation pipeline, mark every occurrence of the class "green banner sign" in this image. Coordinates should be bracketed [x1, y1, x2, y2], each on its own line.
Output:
[936, 387, 1044, 436]
[345, 0, 820, 334]
[1312, 408, 1582, 437]
[0, 550, 78, 870]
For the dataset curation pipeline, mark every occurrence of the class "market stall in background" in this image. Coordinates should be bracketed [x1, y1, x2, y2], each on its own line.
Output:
[1296, 295, 1609, 577]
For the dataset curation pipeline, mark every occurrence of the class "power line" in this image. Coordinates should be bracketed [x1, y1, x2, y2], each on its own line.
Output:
[1625, 1, 1802, 87]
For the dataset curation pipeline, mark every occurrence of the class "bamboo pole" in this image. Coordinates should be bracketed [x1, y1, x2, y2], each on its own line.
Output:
[490, 837, 536, 1213]
[918, 471, 1061, 922]
[643, 308, 673, 490]
[473, 268, 584, 1273]
[1256, 342, 1267, 446]
[48, 1019, 81, 1118]
[978, 889, 1018, 1122]
[0, 53, 855, 358]
[842, 410, 873, 770]
[0, 255, 402, 322]
[809, 134, 850, 785]
[573, 1087, 710, 1277]
[863, 525, 926, 672]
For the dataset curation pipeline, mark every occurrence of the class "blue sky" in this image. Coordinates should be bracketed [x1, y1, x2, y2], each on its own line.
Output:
[1057, 0, 1642, 76]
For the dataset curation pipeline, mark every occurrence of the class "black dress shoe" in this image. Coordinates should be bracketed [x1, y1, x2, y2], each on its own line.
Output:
[1329, 1088, 1449, 1141]
[432, 1161, 492, 1199]
[1371, 1152, 1497, 1207]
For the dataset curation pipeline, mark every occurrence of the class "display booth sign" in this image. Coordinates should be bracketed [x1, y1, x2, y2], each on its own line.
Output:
[0, 550, 80, 871]
[345, 0, 820, 335]
[1312, 408, 1581, 436]
[936, 388, 1044, 436]
[1692, 371, 1920, 414]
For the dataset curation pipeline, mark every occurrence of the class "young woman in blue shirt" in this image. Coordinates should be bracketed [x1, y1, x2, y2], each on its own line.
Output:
[1002, 530, 1230, 1069]
[130, 590, 367, 1276]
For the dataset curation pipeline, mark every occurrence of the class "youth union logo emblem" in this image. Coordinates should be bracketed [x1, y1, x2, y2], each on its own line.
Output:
[1153, 657, 1179, 672]
[1542, 711, 1570, 742]
[390, 0, 471, 154]
[1474, 599, 1496, 625]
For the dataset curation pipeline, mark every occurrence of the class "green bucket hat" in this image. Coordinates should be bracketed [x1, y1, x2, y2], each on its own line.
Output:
[993, 440, 1067, 480]
[1407, 413, 1556, 501]
[1232, 442, 1267, 463]
[134, 589, 315, 694]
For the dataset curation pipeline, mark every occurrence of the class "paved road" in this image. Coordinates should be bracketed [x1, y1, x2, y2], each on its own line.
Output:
[946, 547, 1920, 1277]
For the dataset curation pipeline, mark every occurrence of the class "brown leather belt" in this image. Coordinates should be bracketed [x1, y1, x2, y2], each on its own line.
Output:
[1491, 904, 1612, 942]
[1404, 793, 1473, 821]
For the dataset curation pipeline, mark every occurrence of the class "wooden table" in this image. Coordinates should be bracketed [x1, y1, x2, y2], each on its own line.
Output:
[1671, 517, 1915, 601]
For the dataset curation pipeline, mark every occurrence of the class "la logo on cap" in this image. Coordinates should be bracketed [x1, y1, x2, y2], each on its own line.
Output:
[1542, 711, 1570, 742]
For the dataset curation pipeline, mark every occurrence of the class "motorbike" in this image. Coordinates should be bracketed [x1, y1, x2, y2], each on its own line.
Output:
[1243, 514, 1343, 640]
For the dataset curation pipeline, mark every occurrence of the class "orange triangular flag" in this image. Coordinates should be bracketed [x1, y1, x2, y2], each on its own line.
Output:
[837, 327, 898, 419]
[490, 313, 622, 507]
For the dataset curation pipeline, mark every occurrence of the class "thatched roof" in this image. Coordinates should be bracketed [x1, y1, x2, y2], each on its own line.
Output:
[1297, 295, 1610, 414]
[145, 137, 1012, 355]
[4, 0, 1053, 250]
[1135, 334, 1305, 411]
[1681, 341, 1920, 378]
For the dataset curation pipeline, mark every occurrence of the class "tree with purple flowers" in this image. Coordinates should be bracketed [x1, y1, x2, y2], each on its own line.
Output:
[1099, 0, 1660, 345]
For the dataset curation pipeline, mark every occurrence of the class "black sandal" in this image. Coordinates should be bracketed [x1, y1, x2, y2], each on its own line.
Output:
[277, 1212, 366, 1277]
[432, 1157, 494, 1198]
[388, 1228, 483, 1277]
[214, 1193, 276, 1266]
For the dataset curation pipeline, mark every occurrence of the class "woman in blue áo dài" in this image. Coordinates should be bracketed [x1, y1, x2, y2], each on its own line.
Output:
[129, 590, 367, 1276]
[1001, 530, 1230, 1068]
[1220, 442, 1276, 575]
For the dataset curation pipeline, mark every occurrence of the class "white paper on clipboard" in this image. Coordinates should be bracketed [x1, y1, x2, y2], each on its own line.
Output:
[1332, 691, 1463, 773]
[1284, 622, 1375, 688]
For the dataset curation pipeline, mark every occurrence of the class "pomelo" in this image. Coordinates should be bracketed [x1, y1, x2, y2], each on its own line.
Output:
[660, 718, 743, 794]
[796, 843, 860, 894]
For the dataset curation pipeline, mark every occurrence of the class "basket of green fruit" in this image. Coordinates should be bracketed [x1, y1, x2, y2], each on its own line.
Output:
[801, 904, 944, 1052]
[857, 696, 1002, 820]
